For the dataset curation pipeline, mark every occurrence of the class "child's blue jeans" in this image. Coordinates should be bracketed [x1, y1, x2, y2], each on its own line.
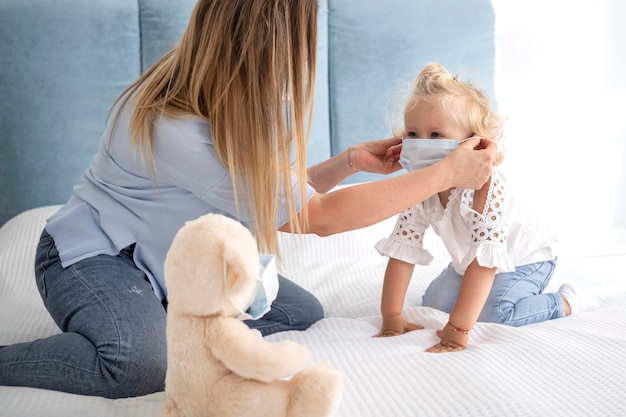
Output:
[422, 259, 564, 326]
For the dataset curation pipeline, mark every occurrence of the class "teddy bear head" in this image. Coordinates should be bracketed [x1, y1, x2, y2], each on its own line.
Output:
[164, 213, 260, 318]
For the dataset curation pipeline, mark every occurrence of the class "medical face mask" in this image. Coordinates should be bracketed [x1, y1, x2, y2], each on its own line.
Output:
[228, 255, 279, 321]
[399, 138, 464, 172]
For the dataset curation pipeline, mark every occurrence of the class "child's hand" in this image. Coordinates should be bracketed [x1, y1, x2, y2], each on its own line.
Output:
[426, 322, 469, 353]
[374, 313, 423, 337]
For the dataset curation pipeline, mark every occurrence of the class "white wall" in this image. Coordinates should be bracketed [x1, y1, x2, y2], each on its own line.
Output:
[491, 0, 626, 248]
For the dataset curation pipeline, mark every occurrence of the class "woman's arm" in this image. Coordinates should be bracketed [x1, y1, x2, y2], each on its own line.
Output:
[306, 138, 403, 194]
[375, 257, 423, 337]
[284, 138, 496, 236]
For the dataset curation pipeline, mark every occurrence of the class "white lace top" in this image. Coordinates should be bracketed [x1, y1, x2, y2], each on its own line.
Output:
[375, 169, 558, 274]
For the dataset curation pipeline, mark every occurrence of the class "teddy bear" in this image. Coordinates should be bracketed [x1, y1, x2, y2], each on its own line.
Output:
[161, 213, 343, 417]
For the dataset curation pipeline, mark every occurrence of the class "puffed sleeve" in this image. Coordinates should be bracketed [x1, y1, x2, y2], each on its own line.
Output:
[375, 204, 434, 265]
[459, 169, 515, 272]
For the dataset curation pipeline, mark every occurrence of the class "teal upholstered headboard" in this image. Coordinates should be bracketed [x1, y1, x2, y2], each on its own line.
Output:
[0, 0, 494, 226]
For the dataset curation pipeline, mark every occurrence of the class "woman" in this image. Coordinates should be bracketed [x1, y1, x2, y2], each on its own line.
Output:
[0, 0, 495, 398]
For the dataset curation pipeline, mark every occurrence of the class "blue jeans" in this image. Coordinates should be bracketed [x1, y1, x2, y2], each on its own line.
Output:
[422, 260, 564, 326]
[0, 230, 323, 398]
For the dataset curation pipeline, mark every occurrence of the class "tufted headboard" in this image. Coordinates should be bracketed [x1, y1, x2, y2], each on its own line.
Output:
[0, 0, 495, 226]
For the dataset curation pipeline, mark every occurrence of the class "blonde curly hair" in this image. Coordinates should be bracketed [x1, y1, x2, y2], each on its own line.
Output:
[396, 63, 505, 165]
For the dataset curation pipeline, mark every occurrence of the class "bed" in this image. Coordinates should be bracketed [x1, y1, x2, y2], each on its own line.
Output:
[2, 203, 625, 417]
[2, 0, 626, 415]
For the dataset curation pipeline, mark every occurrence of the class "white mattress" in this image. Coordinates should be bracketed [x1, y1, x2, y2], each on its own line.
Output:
[2, 205, 626, 417]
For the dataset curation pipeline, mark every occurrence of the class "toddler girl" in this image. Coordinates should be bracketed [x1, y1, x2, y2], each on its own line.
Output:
[374, 63, 597, 352]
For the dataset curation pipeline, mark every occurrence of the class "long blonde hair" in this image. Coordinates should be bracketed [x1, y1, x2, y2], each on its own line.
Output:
[398, 63, 505, 165]
[113, 0, 318, 256]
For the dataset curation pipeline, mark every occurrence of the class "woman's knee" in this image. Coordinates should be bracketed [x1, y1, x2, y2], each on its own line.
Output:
[270, 290, 324, 331]
[295, 292, 324, 329]
[276, 276, 324, 329]
[246, 280, 324, 336]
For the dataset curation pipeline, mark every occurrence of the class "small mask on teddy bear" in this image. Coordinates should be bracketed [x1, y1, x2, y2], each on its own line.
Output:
[228, 255, 278, 320]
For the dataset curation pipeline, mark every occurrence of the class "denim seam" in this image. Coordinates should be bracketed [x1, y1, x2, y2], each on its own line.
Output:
[69, 264, 122, 377]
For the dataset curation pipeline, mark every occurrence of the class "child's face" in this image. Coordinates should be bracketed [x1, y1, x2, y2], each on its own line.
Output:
[404, 101, 470, 140]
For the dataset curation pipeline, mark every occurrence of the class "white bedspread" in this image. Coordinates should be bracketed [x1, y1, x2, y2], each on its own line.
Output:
[1, 205, 625, 417]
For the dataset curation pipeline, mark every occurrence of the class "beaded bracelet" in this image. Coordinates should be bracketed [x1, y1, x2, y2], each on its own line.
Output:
[447, 321, 470, 335]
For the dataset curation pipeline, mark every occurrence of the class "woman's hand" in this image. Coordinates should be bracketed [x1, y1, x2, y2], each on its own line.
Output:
[426, 323, 469, 353]
[374, 313, 423, 337]
[349, 138, 403, 175]
[438, 137, 496, 190]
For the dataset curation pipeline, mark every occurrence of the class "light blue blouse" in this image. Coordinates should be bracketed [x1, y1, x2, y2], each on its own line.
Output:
[46, 101, 314, 300]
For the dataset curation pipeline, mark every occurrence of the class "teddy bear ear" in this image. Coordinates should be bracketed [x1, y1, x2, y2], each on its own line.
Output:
[223, 258, 244, 296]
[222, 240, 255, 296]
